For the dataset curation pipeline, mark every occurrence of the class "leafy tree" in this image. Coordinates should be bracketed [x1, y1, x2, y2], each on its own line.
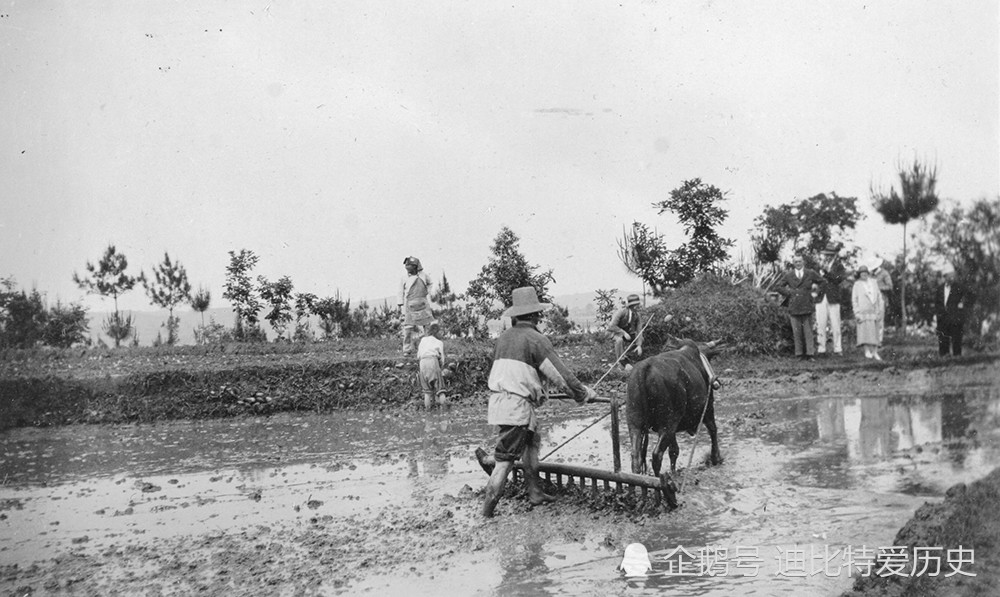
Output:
[0, 279, 46, 348]
[543, 302, 576, 335]
[465, 226, 554, 322]
[364, 300, 401, 338]
[142, 252, 192, 345]
[313, 292, 353, 338]
[431, 272, 458, 307]
[430, 271, 484, 338]
[73, 244, 139, 347]
[43, 300, 89, 348]
[222, 249, 263, 341]
[293, 292, 318, 342]
[617, 223, 668, 297]
[871, 159, 941, 331]
[654, 179, 735, 284]
[619, 179, 735, 292]
[258, 275, 294, 341]
[102, 312, 135, 347]
[593, 289, 619, 326]
[191, 286, 211, 327]
[750, 192, 863, 265]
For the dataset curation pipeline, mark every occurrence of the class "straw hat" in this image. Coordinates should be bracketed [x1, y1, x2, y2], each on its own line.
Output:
[501, 287, 551, 319]
[626, 294, 641, 307]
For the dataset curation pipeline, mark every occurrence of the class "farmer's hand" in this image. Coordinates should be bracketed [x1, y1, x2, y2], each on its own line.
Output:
[581, 386, 598, 404]
[622, 332, 631, 341]
[636, 345, 643, 357]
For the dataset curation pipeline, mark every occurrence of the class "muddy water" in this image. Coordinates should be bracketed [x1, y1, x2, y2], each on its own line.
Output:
[2, 383, 999, 596]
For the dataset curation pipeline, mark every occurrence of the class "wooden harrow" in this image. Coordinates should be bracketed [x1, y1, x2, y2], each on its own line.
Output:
[479, 393, 677, 508]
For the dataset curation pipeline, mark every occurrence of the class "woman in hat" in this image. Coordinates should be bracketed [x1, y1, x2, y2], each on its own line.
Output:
[852, 265, 884, 360]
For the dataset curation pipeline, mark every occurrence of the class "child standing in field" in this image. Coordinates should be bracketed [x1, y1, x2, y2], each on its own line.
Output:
[417, 322, 448, 409]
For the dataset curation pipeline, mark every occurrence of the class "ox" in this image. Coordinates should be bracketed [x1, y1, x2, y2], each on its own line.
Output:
[626, 338, 723, 506]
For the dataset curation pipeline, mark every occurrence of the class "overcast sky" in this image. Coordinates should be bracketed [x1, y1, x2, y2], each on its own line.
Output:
[2, 0, 997, 315]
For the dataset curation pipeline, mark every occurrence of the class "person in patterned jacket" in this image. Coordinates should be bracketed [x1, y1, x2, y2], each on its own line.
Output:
[480, 286, 597, 518]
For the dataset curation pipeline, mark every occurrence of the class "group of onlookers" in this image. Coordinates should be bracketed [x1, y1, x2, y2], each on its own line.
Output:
[776, 243, 971, 360]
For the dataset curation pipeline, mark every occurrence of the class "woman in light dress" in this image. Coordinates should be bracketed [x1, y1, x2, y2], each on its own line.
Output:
[852, 264, 885, 360]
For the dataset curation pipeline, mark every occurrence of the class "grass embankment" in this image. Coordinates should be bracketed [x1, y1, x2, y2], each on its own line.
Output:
[1, 330, 995, 431]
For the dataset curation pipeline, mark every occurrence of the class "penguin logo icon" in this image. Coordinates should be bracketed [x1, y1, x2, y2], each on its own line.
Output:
[620, 543, 652, 577]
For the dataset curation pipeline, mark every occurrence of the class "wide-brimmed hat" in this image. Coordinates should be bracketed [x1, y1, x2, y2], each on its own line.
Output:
[821, 242, 842, 254]
[403, 256, 422, 270]
[502, 287, 551, 319]
[626, 294, 641, 307]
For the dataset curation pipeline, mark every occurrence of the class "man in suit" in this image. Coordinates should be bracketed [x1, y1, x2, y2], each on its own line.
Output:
[934, 266, 971, 356]
[814, 242, 846, 356]
[777, 253, 824, 360]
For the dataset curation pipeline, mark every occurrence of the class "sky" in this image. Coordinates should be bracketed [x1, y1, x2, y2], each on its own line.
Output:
[2, 0, 997, 316]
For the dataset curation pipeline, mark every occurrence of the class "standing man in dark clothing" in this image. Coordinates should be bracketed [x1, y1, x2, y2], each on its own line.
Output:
[608, 293, 643, 368]
[480, 287, 596, 518]
[814, 242, 846, 356]
[934, 266, 971, 356]
[777, 253, 824, 360]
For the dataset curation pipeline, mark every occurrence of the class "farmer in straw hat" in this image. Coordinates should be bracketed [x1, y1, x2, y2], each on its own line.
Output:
[608, 293, 644, 369]
[480, 286, 597, 518]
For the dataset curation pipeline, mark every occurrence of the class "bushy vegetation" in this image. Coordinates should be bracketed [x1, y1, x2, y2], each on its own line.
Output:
[640, 274, 790, 355]
[0, 278, 89, 349]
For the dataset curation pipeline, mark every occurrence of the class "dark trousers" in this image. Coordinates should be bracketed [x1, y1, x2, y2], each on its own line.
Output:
[937, 316, 964, 356]
[789, 313, 815, 357]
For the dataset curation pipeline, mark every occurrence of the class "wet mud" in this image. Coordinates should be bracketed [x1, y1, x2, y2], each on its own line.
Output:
[1, 362, 998, 596]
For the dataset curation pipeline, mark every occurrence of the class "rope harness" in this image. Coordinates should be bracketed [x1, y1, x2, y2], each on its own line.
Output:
[540, 314, 654, 461]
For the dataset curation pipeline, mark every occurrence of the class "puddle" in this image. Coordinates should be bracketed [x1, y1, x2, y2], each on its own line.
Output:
[1, 382, 998, 596]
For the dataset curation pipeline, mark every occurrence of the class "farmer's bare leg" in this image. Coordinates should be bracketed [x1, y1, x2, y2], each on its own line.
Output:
[482, 460, 513, 518]
[522, 435, 556, 505]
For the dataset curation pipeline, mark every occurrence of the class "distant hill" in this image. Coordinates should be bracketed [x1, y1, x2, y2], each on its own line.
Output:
[84, 291, 642, 346]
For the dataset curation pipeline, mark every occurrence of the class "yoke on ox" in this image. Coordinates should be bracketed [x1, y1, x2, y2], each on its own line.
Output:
[626, 339, 724, 503]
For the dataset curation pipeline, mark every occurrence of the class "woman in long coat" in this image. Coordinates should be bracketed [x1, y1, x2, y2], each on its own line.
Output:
[852, 265, 884, 360]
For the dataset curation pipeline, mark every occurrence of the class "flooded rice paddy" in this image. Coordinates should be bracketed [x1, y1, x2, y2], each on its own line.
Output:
[2, 378, 999, 596]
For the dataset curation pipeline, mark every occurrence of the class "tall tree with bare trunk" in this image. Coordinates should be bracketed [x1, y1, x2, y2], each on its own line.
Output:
[871, 159, 940, 332]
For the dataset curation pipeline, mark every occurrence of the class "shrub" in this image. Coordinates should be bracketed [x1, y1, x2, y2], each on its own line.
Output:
[194, 319, 232, 345]
[642, 274, 790, 355]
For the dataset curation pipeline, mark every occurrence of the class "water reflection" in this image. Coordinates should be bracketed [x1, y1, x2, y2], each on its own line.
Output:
[407, 416, 451, 480]
[782, 385, 1000, 495]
